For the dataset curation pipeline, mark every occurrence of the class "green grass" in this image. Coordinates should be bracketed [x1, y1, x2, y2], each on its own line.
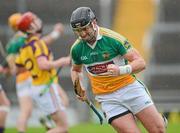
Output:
[139, 122, 180, 133]
[4, 128, 46, 133]
[69, 123, 116, 133]
[4, 122, 179, 133]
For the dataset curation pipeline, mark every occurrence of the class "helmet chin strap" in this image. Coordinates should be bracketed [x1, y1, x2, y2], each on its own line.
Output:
[88, 21, 96, 36]
[92, 21, 96, 31]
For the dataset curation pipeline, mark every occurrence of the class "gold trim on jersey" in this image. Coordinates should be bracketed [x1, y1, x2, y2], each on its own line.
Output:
[99, 27, 127, 46]
[89, 74, 135, 95]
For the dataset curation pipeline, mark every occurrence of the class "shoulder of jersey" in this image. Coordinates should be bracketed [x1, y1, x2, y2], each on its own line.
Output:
[99, 27, 127, 44]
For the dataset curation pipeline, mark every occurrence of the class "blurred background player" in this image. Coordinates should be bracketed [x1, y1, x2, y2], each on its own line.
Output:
[0, 65, 11, 133]
[16, 12, 70, 133]
[6, 13, 31, 133]
[7, 13, 69, 133]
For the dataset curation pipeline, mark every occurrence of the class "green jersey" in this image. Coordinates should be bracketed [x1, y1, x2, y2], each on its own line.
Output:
[6, 32, 26, 54]
[70, 27, 135, 94]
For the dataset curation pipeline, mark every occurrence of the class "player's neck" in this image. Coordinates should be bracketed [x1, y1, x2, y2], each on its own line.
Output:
[28, 33, 41, 38]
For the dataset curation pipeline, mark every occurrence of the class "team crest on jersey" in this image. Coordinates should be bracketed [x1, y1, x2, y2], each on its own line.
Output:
[102, 52, 110, 59]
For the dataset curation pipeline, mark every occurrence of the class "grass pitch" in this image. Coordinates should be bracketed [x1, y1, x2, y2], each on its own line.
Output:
[5, 122, 179, 133]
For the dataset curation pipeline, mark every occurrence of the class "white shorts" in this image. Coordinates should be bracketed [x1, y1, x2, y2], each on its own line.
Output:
[95, 80, 153, 124]
[16, 78, 32, 97]
[31, 83, 65, 115]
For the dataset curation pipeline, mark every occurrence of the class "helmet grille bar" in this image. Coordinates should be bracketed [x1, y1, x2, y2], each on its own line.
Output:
[70, 7, 95, 29]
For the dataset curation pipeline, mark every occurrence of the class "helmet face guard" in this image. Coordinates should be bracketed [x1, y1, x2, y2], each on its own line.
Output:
[17, 12, 34, 32]
[70, 7, 95, 30]
[71, 16, 91, 30]
[17, 12, 42, 34]
[28, 17, 43, 34]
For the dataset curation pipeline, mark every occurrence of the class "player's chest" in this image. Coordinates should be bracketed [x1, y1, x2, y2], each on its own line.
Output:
[80, 43, 118, 64]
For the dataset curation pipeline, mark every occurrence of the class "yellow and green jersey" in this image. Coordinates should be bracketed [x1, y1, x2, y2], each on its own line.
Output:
[15, 35, 58, 85]
[6, 31, 32, 83]
[70, 27, 135, 95]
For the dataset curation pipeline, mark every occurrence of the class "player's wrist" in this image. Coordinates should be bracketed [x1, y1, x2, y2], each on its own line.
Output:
[49, 61, 57, 69]
[50, 30, 61, 40]
[119, 65, 132, 75]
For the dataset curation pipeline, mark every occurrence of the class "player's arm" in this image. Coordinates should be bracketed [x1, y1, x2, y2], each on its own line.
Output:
[123, 48, 146, 73]
[107, 48, 146, 76]
[71, 64, 82, 82]
[71, 64, 87, 101]
[41, 23, 64, 45]
[36, 39, 70, 70]
[37, 56, 70, 70]
[6, 54, 17, 74]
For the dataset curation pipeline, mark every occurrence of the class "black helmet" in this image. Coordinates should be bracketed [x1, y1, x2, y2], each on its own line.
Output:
[70, 7, 95, 30]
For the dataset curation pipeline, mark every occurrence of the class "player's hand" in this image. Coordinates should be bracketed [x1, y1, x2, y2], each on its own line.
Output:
[76, 89, 87, 102]
[73, 77, 87, 102]
[76, 90, 87, 102]
[107, 64, 119, 76]
[53, 23, 64, 35]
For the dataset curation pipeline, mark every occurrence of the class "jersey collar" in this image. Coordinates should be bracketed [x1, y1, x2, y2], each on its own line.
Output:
[26, 35, 39, 43]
